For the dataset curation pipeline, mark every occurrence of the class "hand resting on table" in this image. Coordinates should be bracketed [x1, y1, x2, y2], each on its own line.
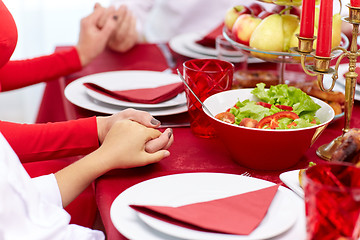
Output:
[97, 108, 174, 154]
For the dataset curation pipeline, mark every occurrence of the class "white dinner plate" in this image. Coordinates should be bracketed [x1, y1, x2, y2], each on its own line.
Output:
[279, 170, 304, 199]
[110, 172, 305, 240]
[169, 32, 261, 64]
[83, 71, 186, 109]
[334, 63, 360, 99]
[64, 71, 188, 116]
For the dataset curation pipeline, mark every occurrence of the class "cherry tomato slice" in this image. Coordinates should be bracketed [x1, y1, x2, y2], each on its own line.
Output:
[239, 118, 258, 128]
[215, 112, 235, 124]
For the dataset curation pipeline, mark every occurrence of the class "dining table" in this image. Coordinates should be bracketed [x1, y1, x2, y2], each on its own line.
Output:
[36, 43, 360, 240]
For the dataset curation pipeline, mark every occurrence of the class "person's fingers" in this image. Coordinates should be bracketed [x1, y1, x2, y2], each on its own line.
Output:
[163, 129, 174, 150]
[116, 14, 137, 48]
[142, 150, 170, 165]
[114, 5, 127, 22]
[145, 128, 173, 153]
[122, 109, 161, 127]
[94, 2, 101, 9]
[144, 127, 162, 142]
[99, 11, 118, 38]
[97, 6, 116, 29]
[87, 4, 106, 23]
[113, 8, 132, 43]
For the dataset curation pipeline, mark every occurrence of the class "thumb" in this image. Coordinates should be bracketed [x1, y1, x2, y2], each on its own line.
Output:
[144, 150, 170, 164]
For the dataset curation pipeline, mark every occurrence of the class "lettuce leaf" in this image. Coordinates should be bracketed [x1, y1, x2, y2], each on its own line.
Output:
[229, 83, 321, 129]
[251, 83, 320, 116]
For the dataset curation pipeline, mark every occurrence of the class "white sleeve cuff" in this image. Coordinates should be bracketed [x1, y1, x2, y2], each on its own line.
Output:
[30, 173, 63, 208]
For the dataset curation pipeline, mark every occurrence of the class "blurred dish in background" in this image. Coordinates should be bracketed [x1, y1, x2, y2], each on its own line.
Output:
[169, 32, 261, 63]
[232, 70, 279, 88]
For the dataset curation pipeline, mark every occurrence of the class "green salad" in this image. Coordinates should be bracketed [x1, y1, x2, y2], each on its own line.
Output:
[226, 83, 321, 130]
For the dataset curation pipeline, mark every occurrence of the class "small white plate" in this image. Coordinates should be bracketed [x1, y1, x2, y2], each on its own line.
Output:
[110, 172, 305, 240]
[83, 71, 186, 109]
[169, 32, 261, 63]
[64, 71, 188, 116]
[183, 32, 239, 57]
[279, 170, 304, 199]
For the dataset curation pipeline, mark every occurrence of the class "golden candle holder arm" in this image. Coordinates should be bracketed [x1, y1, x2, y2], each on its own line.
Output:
[291, 4, 360, 161]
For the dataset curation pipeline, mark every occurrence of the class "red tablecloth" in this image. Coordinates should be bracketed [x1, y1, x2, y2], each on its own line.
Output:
[36, 44, 360, 240]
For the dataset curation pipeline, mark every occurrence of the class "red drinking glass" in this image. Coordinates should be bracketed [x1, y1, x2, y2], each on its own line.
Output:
[303, 162, 360, 240]
[183, 59, 234, 138]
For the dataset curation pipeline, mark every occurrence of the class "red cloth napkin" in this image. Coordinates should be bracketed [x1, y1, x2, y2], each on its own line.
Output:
[83, 82, 184, 104]
[130, 184, 279, 235]
[195, 23, 225, 48]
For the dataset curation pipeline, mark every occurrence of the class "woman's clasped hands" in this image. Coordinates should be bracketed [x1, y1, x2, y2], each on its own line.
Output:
[76, 3, 138, 66]
[96, 108, 173, 169]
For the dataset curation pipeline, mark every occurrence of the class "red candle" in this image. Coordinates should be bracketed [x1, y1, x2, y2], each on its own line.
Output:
[316, 0, 333, 57]
[299, 0, 316, 38]
[351, 0, 360, 7]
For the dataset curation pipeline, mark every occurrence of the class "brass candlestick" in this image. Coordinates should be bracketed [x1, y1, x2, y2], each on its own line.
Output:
[292, 4, 359, 161]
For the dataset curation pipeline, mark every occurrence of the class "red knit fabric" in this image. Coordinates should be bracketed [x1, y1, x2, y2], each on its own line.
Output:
[0, 117, 99, 163]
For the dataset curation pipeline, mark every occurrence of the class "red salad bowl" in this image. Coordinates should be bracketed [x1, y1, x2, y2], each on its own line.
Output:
[203, 89, 335, 170]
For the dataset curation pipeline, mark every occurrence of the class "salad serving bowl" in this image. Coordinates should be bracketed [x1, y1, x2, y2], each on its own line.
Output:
[203, 88, 335, 171]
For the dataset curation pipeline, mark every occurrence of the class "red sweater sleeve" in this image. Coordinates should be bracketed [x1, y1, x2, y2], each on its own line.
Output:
[0, 117, 99, 163]
[0, 47, 82, 91]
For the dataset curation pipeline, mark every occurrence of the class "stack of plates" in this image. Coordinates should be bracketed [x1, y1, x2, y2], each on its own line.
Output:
[110, 173, 306, 240]
[64, 71, 188, 116]
[169, 32, 261, 63]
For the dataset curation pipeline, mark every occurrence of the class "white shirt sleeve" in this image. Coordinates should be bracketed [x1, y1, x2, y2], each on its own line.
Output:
[0, 134, 104, 240]
[30, 174, 63, 208]
[110, 0, 272, 42]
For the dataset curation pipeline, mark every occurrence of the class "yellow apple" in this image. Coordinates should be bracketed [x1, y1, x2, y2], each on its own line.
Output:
[224, 5, 251, 31]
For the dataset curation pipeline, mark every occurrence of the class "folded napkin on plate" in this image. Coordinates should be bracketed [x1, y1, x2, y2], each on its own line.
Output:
[195, 23, 224, 48]
[83, 82, 184, 104]
[130, 184, 279, 235]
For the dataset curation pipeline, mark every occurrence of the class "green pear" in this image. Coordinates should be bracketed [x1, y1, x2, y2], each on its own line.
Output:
[332, 13, 342, 48]
[250, 14, 284, 56]
[289, 25, 300, 49]
[314, 7, 320, 28]
[282, 14, 299, 51]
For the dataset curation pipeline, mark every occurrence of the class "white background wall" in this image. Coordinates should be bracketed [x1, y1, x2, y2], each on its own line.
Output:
[0, 0, 110, 123]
